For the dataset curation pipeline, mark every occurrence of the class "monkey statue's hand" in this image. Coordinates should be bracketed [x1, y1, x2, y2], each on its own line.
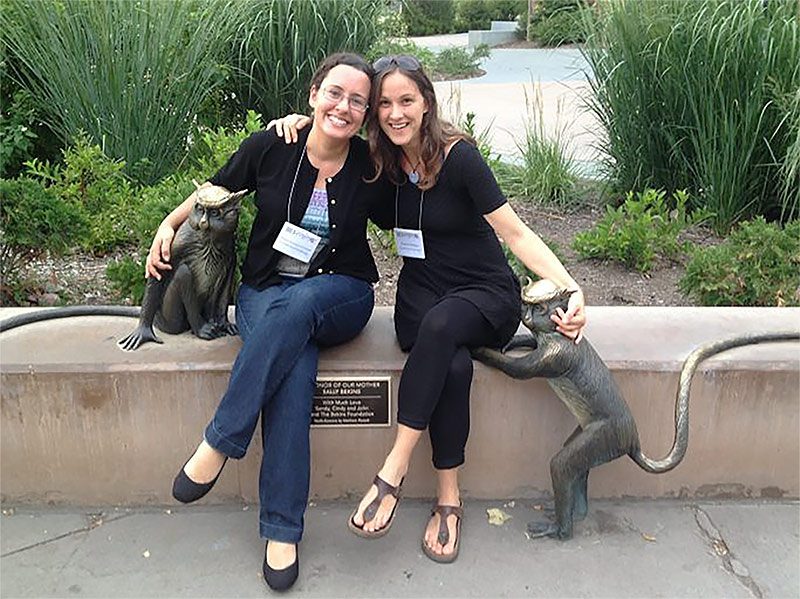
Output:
[146, 222, 176, 281]
[266, 113, 311, 144]
[117, 324, 163, 351]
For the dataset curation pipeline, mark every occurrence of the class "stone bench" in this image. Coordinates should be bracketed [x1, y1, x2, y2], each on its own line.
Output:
[1, 306, 798, 506]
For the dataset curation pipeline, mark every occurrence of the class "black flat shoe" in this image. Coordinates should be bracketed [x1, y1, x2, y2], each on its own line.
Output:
[263, 541, 299, 592]
[171, 456, 228, 504]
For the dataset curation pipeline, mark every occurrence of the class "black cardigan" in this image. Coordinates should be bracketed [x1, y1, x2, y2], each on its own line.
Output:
[210, 127, 379, 289]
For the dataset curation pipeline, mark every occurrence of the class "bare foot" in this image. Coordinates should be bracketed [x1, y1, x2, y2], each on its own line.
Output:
[351, 467, 405, 534]
[266, 540, 297, 570]
[183, 440, 226, 484]
[423, 507, 460, 557]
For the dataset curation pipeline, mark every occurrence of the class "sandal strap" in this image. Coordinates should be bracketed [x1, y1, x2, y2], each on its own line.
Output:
[431, 504, 463, 547]
[362, 474, 402, 524]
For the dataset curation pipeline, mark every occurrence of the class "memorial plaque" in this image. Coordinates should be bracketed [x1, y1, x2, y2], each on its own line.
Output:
[312, 376, 391, 427]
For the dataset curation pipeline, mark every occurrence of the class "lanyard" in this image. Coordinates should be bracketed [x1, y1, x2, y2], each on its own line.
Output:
[286, 141, 308, 222]
[394, 184, 424, 230]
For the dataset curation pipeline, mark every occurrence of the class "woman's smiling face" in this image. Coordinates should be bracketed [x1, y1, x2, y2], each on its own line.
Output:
[375, 71, 428, 150]
[309, 64, 371, 141]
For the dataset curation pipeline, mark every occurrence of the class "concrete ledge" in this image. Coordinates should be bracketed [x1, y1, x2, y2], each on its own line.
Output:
[468, 20, 519, 48]
[1, 306, 798, 505]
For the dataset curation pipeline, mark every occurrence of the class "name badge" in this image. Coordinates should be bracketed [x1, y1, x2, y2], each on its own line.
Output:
[394, 227, 425, 259]
[273, 221, 321, 263]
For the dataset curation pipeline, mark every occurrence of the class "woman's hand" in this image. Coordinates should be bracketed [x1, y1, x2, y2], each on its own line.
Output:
[266, 113, 312, 143]
[551, 288, 586, 344]
[145, 223, 176, 280]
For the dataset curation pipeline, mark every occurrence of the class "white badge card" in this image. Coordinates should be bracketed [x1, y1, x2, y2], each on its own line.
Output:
[394, 227, 426, 259]
[273, 221, 322, 263]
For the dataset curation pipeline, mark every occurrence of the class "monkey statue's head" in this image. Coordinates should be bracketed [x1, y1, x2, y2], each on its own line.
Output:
[520, 277, 575, 334]
[187, 180, 249, 239]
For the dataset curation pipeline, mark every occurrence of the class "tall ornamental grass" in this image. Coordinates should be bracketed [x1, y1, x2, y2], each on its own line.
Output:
[1, 0, 237, 184]
[583, 0, 800, 231]
[229, 0, 384, 119]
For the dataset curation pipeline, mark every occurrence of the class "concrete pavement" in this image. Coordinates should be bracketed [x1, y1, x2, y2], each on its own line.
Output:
[413, 34, 601, 174]
[1, 499, 798, 597]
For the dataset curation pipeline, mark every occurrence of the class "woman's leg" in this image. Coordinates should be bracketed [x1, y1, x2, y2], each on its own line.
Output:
[422, 348, 472, 556]
[352, 297, 494, 533]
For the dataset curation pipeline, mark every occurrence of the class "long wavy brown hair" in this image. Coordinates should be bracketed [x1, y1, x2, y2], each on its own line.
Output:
[366, 62, 475, 190]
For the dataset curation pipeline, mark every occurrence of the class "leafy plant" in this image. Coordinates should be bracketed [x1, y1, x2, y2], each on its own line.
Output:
[582, 0, 800, 231]
[573, 189, 708, 272]
[1, 0, 238, 184]
[528, 0, 592, 46]
[229, 0, 384, 121]
[496, 83, 576, 206]
[24, 135, 135, 253]
[0, 89, 37, 178]
[0, 177, 87, 303]
[402, 0, 455, 36]
[680, 217, 800, 307]
[454, 0, 526, 33]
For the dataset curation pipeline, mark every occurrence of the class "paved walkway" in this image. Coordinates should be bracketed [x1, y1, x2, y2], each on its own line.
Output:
[411, 34, 600, 174]
[1, 499, 797, 597]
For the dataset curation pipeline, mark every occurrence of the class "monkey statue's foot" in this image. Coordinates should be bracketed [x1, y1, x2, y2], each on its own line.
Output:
[526, 520, 571, 540]
[542, 504, 587, 523]
[213, 320, 238, 337]
[118, 325, 162, 351]
[196, 322, 225, 340]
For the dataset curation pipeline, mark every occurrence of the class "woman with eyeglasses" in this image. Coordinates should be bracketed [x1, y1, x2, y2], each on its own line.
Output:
[272, 54, 586, 563]
[146, 52, 379, 591]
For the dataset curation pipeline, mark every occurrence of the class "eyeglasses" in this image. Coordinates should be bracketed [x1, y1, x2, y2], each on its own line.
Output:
[321, 85, 369, 113]
[373, 55, 422, 74]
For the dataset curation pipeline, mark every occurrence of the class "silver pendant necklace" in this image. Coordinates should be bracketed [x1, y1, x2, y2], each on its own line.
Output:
[403, 150, 422, 185]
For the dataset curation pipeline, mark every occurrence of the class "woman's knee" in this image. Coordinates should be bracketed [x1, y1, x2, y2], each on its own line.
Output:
[445, 348, 473, 384]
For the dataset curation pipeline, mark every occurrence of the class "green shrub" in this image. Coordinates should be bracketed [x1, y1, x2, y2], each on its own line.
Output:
[1, 0, 238, 184]
[583, 0, 799, 231]
[454, 0, 525, 33]
[573, 189, 708, 272]
[680, 218, 800, 307]
[105, 116, 263, 304]
[0, 89, 37, 178]
[402, 0, 455, 36]
[529, 0, 592, 46]
[25, 135, 135, 253]
[0, 177, 87, 303]
[433, 44, 490, 80]
[495, 84, 576, 206]
[229, 0, 384, 121]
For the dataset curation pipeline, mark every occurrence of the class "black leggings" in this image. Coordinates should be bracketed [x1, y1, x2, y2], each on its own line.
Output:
[397, 297, 498, 469]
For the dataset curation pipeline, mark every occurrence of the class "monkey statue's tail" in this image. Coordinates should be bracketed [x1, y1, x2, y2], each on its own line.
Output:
[0, 306, 140, 333]
[631, 330, 800, 474]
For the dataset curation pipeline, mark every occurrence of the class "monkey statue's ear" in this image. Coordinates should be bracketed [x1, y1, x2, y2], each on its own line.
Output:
[226, 189, 249, 205]
[192, 179, 203, 192]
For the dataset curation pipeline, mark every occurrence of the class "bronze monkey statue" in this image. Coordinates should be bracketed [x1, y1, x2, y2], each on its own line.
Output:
[471, 278, 800, 541]
[0, 183, 247, 351]
[117, 182, 248, 351]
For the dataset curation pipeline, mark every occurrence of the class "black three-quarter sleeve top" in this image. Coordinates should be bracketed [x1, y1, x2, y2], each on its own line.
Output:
[370, 139, 521, 350]
[209, 127, 379, 289]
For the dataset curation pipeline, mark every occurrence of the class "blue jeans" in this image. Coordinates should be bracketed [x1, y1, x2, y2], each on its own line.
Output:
[204, 275, 374, 543]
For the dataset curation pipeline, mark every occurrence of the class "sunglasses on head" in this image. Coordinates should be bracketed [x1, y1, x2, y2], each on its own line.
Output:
[373, 55, 422, 73]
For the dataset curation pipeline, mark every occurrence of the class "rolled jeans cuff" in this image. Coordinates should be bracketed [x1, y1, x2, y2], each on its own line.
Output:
[261, 520, 302, 544]
[204, 420, 247, 460]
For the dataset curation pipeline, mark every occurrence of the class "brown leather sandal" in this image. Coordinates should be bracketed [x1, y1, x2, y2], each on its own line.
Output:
[347, 474, 403, 539]
[422, 502, 463, 564]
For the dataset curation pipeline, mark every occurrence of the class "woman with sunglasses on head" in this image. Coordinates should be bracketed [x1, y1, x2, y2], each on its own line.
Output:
[147, 52, 378, 591]
[272, 54, 586, 563]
